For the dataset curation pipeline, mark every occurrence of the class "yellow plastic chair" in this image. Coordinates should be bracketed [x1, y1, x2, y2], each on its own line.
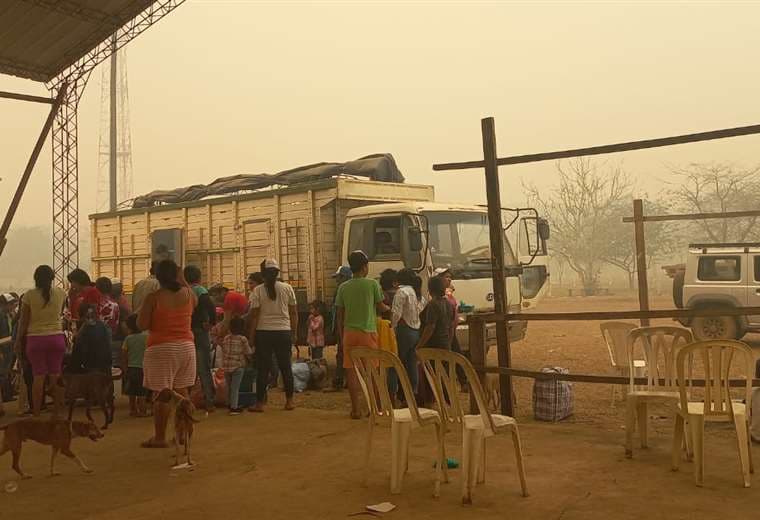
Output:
[350, 347, 445, 497]
[600, 321, 645, 405]
[417, 348, 528, 505]
[625, 326, 693, 458]
[672, 339, 755, 487]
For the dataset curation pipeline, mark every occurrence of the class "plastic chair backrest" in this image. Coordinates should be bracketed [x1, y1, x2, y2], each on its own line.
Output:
[417, 348, 496, 435]
[676, 339, 754, 420]
[350, 347, 421, 424]
[627, 326, 693, 392]
[600, 322, 637, 368]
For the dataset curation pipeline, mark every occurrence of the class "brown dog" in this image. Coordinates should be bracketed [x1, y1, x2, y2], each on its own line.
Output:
[0, 418, 103, 478]
[64, 372, 115, 429]
[157, 389, 199, 467]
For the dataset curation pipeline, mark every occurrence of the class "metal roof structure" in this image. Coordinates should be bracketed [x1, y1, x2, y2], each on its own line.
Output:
[0, 1, 157, 83]
[0, 0, 184, 281]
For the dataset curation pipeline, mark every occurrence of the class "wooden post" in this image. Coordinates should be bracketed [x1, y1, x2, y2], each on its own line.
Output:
[481, 117, 514, 416]
[633, 199, 650, 326]
[468, 316, 486, 414]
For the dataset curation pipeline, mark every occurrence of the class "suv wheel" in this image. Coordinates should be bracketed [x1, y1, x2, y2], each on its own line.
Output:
[691, 315, 738, 340]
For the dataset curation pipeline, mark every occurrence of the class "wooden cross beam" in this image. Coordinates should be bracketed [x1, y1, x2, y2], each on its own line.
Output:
[433, 117, 760, 417]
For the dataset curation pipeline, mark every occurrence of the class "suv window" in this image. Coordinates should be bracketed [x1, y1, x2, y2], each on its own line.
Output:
[754, 256, 760, 282]
[697, 256, 741, 282]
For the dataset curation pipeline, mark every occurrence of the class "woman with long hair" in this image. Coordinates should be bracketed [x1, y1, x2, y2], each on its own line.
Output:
[14, 265, 67, 416]
[248, 259, 298, 412]
[389, 268, 426, 399]
[137, 260, 197, 448]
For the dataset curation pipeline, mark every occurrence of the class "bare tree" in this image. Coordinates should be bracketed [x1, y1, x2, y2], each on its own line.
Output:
[669, 163, 760, 243]
[526, 158, 631, 295]
[601, 199, 678, 289]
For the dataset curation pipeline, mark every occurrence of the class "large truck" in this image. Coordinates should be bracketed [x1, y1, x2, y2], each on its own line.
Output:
[89, 165, 549, 347]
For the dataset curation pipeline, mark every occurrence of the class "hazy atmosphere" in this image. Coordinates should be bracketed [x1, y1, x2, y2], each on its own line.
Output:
[5, 3, 760, 518]
[3, 1, 760, 230]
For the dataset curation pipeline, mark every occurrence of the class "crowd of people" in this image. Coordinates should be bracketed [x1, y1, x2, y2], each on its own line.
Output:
[0, 248, 463, 443]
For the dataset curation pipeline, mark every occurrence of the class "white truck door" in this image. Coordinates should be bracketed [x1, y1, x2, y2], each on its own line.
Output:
[516, 216, 550, 309]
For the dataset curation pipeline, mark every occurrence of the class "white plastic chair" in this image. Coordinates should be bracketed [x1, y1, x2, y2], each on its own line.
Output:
[625, 326, 693, 458]
[672, 339, 754, 487]
[350, 347, 445, 497]
[417, 348, 528, 505]
[600, 321, 645, 405]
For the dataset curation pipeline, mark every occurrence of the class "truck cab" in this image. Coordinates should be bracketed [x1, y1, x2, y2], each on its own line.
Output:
[343, 202, 549, 348]
[672, 243, 760, 340]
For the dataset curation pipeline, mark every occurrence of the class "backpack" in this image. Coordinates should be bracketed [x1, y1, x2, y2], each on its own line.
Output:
[532, 367, 573, 422]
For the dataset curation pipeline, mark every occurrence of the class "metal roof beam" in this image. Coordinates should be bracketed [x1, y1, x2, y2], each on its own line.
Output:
[20, 0, 127, 29]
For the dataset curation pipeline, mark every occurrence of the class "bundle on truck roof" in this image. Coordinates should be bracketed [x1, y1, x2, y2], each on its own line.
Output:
[89, 153, 432, 306]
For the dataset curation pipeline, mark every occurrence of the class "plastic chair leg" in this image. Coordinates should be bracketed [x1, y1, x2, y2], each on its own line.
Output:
[390, 421, 402, 494]
[746, 418, 754, 475]
[511, 425, 529, 497]
[477, 437, 486, 485]
[689, 415, 705, 487]
[637, 401, 649, 449]
[625, 398, 636, 458]
[672, 413, 684, 472]
[433, 423, 444, 498]
[734, 413, 751, 488]
[462, 428, 483, 505]
[363, 418, 374, 487]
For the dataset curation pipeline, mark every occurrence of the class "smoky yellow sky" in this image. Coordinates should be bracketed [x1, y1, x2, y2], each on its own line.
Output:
[1, 0, 760, 235]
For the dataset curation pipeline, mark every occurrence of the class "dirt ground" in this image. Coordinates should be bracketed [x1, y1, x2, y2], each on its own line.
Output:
[3, 293, 760, 519]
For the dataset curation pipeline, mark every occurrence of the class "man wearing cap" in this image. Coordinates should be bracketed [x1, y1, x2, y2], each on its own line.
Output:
[327, 266, 352, 391]
[335, 251, 388, 418]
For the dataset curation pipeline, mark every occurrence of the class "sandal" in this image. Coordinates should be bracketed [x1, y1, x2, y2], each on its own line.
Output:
[140, 438, 168, 449]
[284, 401, 295, 411]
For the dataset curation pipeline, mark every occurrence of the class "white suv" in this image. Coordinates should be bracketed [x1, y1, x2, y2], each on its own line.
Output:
[671, 243, 760, 340]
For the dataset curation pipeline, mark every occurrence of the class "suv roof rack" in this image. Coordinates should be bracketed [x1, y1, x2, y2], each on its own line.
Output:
[689, 242, 760, 249]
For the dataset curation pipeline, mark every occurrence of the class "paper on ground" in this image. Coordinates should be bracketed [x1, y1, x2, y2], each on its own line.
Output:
[366, 502, 396, 513]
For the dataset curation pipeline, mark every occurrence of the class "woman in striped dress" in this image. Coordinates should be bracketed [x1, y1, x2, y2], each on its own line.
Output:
[137, 260, 197, 448]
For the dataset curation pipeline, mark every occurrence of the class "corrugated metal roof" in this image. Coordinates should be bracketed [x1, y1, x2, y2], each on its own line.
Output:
[0, 0, 156, 83]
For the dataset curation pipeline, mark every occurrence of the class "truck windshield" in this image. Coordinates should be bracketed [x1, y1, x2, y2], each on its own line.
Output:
[424, 211, 516, 279]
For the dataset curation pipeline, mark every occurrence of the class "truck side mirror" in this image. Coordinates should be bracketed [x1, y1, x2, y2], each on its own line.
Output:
[538, 219, 550, 241]
[408, 226, 423, 252]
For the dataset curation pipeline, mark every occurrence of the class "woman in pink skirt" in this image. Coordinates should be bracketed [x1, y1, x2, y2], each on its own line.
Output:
[14, 265, 66, 416]
[137, 260, 197, 448]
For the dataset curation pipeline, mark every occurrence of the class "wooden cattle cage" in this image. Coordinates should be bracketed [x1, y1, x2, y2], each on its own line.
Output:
[89, 177, 434, 305]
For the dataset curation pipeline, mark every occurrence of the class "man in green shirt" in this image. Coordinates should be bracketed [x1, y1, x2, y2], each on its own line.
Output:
[335, 250, 388, 419]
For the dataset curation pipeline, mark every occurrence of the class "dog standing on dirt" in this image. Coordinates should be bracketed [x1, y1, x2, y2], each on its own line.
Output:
[157, 389, 199, 467]
[0, 418, 103, 478]
[307, 358, 328, 390]
[64, 372, 115, 430]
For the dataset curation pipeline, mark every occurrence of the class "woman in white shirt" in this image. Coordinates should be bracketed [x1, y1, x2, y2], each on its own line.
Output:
[390, 268, 426, 398]
[248, 259, 298, 412]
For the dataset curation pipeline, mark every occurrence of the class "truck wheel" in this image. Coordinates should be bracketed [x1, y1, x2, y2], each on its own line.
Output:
[691, 315, 739, 340]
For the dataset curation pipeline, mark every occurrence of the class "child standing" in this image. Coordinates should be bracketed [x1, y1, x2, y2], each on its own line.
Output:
[307, 301, 325, 360]
[121, 314, 148, 417]
[221, 317, 252, 415]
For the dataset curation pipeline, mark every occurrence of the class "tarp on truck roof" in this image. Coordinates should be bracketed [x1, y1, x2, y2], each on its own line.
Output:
[131, 153, 404, 208]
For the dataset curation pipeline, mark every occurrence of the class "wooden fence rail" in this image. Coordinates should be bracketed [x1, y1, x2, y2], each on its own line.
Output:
[471, 306, 760, 323]
[474, 366, 760, 388]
